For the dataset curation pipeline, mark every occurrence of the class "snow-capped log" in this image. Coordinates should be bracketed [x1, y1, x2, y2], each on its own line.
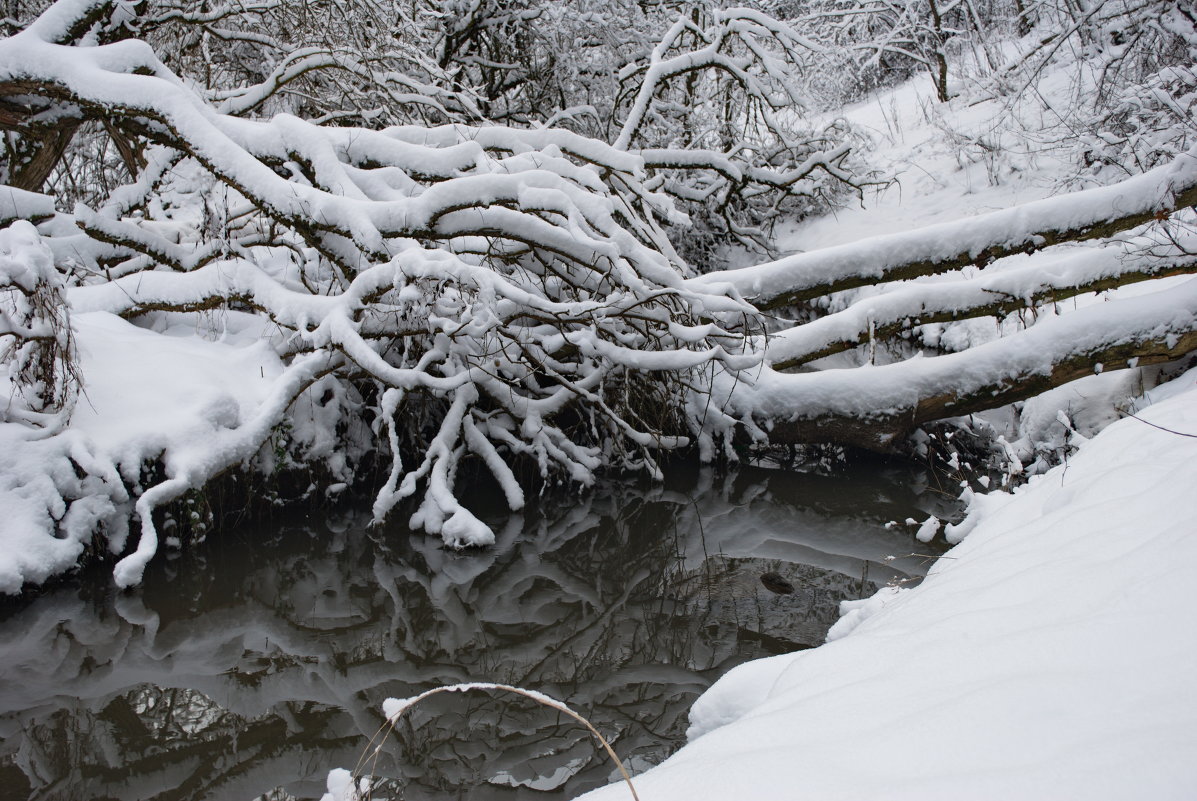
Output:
[0, 187, 55, 227]
[691, 151, 1197, 309]
[740, 277, 1197, 450]
[766, 228, 1197, 370]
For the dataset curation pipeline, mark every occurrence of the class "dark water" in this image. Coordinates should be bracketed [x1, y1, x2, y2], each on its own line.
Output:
[0, 463, 952, 801]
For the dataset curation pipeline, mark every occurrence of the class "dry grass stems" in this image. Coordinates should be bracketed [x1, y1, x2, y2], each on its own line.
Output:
[352, 681, 641, 801]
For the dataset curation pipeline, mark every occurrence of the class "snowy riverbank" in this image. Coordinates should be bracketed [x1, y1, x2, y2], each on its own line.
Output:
[574, 369, 1197, 800]
[0, 304, 288, 593]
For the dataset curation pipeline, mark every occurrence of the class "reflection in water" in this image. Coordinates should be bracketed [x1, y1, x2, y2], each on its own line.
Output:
[0, 464, 947, 801]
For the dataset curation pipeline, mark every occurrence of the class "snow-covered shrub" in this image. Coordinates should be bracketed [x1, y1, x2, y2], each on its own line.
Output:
[0, 220, 78, 427]
[1075, 63, 1197, 186]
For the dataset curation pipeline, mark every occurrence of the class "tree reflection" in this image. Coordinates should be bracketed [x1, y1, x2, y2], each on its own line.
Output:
[0, 464, 944, 801]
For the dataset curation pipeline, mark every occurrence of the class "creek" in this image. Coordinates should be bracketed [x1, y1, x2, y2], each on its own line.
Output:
[0, 461, 954, 801]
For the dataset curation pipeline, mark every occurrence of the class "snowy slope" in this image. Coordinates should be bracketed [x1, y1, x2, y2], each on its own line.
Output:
[575, 370, 1197, 801]
[778, 62, 1083, 252]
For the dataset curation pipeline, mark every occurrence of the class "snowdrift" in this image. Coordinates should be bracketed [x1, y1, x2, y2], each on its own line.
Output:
[578, 371, 1197, 800]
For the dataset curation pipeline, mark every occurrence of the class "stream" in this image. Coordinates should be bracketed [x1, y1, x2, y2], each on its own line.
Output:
[0, 461, 955, 801]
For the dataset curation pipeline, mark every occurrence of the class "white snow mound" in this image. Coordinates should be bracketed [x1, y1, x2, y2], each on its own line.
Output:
[578, 371, 1197, 801]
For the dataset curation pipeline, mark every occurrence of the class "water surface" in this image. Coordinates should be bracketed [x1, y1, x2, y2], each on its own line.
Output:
[0, 463, 950, 801]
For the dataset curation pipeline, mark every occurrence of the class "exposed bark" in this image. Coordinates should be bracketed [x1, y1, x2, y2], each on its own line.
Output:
[4, 120, 80, 191]
[926, 0, 952, 102]
[102, 120, 144, 177]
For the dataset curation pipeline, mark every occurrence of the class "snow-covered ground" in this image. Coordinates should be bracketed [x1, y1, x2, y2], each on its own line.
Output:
[571, 368, 1197, 801]
[776, 58, 1084, 252]
[560, 68, 1197, 801]
[0, 308, 286, 592]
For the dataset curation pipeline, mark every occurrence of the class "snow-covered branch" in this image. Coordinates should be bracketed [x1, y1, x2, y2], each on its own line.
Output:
[767, 230, 1197, 369]
[692, 151, 1197, 309]
[1, 220, 78, 429]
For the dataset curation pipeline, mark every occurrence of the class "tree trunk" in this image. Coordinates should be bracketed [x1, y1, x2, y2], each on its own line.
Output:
[4, 122, 79, 191]
[762, 322, 1197, 451]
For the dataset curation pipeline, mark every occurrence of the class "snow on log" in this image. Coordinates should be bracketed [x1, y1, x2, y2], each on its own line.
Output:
[740, 277, 1197, 449]
[766, 230, 1197, 369]
[692, 151, 1197, 309]
[0, 188, 56, 227]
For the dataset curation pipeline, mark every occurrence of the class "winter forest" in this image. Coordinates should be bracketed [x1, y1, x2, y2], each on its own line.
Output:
[2, 0, 1196, 798]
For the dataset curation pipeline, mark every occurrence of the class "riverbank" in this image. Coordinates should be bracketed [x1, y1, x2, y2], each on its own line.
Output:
[0, 308, 291, 593]
[575, 367, 1197, 800]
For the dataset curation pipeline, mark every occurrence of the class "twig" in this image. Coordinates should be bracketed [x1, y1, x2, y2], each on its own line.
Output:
[358, 682, 641, 801]
[1117, 410, 1197, 438]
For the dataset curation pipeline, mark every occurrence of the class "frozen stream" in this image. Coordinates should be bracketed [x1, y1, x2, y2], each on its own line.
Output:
[0, 462, 951, 801]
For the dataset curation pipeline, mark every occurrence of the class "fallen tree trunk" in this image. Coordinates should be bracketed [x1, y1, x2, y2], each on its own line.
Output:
[766, 236, 1197, 369]
[690, 152, 1197, 309]
[743, 278, 1197, 450]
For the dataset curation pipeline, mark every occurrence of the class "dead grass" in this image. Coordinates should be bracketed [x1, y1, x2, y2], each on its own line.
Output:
[352, 681, 641, 801]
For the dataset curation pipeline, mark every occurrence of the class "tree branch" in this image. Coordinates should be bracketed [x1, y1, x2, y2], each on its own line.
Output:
[749, 278, 1197, 450]
[692, 152, 1197, 309]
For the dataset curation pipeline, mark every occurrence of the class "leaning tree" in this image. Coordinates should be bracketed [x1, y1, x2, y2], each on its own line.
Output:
[2, 0, 1196, 589]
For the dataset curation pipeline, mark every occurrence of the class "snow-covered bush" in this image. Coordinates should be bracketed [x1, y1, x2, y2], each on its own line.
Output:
[1075, 62, 1197, 186]
[1, 220, 78, 427]
[1, 0, 785, 586]
[797, 0, 1018, 102]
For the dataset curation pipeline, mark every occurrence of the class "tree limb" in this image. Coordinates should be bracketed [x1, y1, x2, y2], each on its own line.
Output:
[749, 278, 1197, 450]
[691, 152, 1197, 309]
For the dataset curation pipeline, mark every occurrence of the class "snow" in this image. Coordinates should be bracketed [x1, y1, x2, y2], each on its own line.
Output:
[0, 309, 288, 592]
[688, 150, 1197, 308]
[914, 514, 941, 543]
[7, 0, 1190, 593]
[726, 274, 1197, 443]
[577, 368, 1197, 801]
[0, 187, 55, 225]
[687, 45, 1197, 312]
[70, 311, 283, 461]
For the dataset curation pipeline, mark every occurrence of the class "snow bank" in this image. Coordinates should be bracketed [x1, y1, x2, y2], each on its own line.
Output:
[0, 311, 286, 593]
[578, 370, 1197, 800]
[70, 311, 284, 461]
